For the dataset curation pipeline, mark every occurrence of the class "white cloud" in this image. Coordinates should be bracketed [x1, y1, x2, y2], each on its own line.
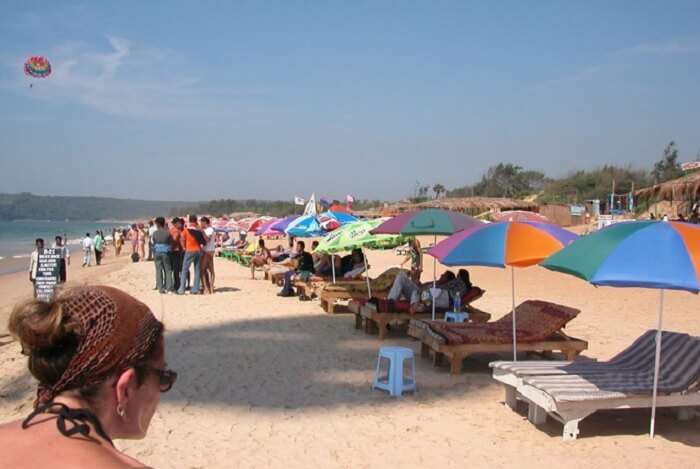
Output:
[533, 37, 699, 90]
[622, 40, 698, 56]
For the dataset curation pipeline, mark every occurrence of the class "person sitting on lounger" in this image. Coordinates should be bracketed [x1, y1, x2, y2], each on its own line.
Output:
[250, 238, 271, 279]
[272, 236, 297, 262]
[313, 250, 335, 277]
[386, 270, 465, 313]
[278, 240, 315, 297]
[342, 249, 366, 279]
[457, 269, 472, 290]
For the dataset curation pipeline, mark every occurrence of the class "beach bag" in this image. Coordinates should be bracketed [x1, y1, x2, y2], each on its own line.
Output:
[131, 252, 140, 263]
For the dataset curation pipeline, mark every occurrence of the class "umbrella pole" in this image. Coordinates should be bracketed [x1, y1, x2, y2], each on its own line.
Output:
[511, 266, 517, 361]
[650, 289, 665, 439]
[432, 234, 437, 321]
[363, 249, 372, 298]
[331, 254, 336, 284]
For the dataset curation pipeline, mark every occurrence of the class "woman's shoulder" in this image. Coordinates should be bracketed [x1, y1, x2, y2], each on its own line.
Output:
[0, 419, 145, 469]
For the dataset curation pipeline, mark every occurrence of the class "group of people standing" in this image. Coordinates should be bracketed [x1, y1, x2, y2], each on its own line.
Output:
[150, 215, 217, 295]
[81, 231, 106, 267]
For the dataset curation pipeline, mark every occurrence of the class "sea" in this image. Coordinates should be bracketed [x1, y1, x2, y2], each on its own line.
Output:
[0, 220, 129, 275]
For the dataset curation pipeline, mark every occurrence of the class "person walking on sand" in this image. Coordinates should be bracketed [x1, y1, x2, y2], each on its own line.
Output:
[200, 217, 216, 294]
[81, 233, 93, 267]
[52, 236, 70, 283]
[177, 214, 205, 295]
[128, 224, 139, 258]
[138, 225, 147, 261]
[113, 229, 123, 256]
[94, 231, 104, 266]
[29, 238, 44, 294]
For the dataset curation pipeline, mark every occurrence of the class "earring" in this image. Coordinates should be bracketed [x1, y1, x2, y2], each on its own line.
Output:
[117, 406, 126, 418]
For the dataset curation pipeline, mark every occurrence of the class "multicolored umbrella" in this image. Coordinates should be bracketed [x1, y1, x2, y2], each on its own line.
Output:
[429, 221, 578, 357]
[542, 220, 700, 291]
[540, 220, 700, 437]
[430, 221, 577, 268]
[371, 209, 482, 236]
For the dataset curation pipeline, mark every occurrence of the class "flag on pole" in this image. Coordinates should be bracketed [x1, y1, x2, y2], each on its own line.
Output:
[294, 196, 305, 206]
[304, 193, 317, 216]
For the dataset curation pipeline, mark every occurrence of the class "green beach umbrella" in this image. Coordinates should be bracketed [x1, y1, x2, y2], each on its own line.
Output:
[315, 219, 407, 292]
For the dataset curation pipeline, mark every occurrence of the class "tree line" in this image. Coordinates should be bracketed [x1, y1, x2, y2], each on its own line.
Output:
[0, 193, 194, 221]
[411, 141, 687, 205]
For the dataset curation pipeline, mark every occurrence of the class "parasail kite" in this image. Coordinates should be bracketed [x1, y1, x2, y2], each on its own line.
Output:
[24, 56, 51, 87]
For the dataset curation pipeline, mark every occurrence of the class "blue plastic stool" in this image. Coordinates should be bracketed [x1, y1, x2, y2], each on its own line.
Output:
[373, 346, 417, 397]
[444, 311, 469, 323]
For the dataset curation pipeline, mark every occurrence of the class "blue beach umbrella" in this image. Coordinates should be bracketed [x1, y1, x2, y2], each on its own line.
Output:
[285, 214, 324, 237]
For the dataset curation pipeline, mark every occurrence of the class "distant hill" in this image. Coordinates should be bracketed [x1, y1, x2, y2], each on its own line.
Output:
[0, 193, 197, 221]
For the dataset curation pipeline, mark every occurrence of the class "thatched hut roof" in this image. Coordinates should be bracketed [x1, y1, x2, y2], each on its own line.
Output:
[635, 172, 700, 202]
[354, 197, 537, 218]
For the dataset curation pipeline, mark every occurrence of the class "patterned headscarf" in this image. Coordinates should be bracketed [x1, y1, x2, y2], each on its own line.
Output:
[33, 286, 163, 406]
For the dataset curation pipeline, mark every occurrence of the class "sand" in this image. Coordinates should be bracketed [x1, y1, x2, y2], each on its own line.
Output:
[1, 239, 699, 468]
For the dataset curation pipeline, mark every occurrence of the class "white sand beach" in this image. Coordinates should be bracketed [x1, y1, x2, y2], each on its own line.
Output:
[1, 243, 699, 468]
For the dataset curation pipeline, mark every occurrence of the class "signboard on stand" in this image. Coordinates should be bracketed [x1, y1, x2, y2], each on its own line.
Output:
[35, 248, 61, 301]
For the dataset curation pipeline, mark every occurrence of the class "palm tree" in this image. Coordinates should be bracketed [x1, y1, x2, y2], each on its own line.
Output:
[433, 183, 446, 199]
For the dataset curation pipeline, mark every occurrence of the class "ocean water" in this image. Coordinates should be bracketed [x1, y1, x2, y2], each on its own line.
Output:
[0, 220, 127, 259]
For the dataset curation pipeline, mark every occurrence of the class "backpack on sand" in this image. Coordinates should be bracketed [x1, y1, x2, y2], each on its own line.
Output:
[131, 252, 140, 263]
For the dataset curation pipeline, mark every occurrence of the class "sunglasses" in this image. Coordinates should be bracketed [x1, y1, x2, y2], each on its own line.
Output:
[143, 367, 178, 393]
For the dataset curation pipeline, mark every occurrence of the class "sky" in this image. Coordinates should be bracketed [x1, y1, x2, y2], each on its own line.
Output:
[1, 1, 699, 202]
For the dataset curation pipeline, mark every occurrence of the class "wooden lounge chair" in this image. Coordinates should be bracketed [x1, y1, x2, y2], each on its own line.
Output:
[319, 267, 407, 314]
[352, 287, 490, 340]
[294, 276, 365, 300]
[491, 331, 700, 440]
[408, 300, 587, 374]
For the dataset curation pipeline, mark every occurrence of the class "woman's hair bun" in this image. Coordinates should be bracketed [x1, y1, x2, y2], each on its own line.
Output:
[8, 296, 77, 352]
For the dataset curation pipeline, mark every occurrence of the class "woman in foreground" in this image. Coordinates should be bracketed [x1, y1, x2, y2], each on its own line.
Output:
[0, 286, 176, 468]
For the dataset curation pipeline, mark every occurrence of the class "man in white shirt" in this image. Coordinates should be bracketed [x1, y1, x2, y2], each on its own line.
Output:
[52, 236, 70, 283]
[200, 217, 217, 294]
[147, 219, 157, 261]
[82, 233, 93, 267]
[29, 238, 44, 284]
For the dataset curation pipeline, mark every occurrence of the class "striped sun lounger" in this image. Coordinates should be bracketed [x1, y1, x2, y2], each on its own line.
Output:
[491, 331, 700, 440]
[491, 330, 689, 386]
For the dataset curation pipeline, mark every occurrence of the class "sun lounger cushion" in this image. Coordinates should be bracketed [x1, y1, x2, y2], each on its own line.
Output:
[522, 337, 700, 402]
[423, 300, 580, 346]
[492, 330, 690, 377]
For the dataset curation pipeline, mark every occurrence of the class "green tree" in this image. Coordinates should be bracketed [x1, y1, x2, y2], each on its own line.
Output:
[652, 141, 683, 183]
[448, 163, 547, 198]
[432, 183, 446, 199]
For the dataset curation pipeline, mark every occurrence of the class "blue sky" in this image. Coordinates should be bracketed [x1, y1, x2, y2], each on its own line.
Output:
[1, 1, 699, 202]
